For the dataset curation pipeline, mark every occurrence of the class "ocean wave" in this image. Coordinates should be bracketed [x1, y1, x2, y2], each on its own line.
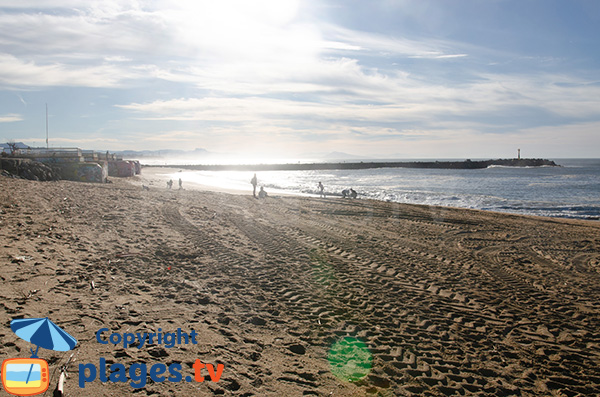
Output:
[174, 160, 600, 221]
[268, 182, 599, 220]
[486, 164, 555, 169]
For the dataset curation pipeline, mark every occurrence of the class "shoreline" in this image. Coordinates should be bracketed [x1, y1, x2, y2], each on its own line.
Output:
[132, 166, 248, 195]
[133, 166, 301, 197]
[137, 166, 599, 222]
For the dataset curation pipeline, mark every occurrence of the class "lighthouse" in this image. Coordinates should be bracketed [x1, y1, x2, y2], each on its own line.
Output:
[518, 149, 521, 160]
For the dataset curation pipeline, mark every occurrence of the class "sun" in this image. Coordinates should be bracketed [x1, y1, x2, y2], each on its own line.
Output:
[174, 0, 300, 25]
[169, 0, 302, 56]
[237, 0, 301, 26]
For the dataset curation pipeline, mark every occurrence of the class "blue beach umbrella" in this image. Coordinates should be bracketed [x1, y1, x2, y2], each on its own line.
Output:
[10, 317, 77, 385]
[10, 317, 77, 358]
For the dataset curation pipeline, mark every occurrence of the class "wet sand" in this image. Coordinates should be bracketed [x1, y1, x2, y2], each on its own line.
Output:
[133, 166, 248, 195]
[1, 174, 599, 396]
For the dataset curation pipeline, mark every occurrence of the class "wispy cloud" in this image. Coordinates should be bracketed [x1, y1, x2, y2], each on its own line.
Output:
[409, 53, 468, 59]
[44, 136, 122, 145]
[0, 113, 23, 122]
[321, 24, 470, 60]
[0, 1, 472, 91]
[117, 69, 600, 134]
[0, 54, 137, 88]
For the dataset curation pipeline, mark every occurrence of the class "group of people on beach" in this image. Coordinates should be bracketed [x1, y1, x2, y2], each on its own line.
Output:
[250, 174, 357, 199]
[167, 178, 182, 190]
[319, 182, 357, 199]
[341, 188, 358, 199]
[160, 173, 357, 199]
[251, 174, 267, 199]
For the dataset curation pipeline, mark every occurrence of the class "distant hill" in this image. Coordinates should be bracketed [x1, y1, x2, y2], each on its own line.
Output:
[114, 148, 210, 158]
[323, 151, 366, 160]
[300, 151, 366, 160]
[1, 141, 30, 153]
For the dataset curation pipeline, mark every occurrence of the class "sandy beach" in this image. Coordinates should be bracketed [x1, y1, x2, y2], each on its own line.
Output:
[1, 173, 599, 396]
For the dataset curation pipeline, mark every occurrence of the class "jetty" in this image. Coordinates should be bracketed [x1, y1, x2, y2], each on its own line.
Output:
[154, 158, 559, 172]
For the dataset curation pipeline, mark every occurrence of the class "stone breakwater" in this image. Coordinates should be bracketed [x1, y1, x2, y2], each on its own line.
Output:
[0, 158, 60, 181]
[150, 158, 559, 172]
[1, 152, 141, 183]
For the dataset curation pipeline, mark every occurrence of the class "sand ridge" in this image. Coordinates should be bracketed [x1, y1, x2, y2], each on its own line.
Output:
[1, 175, 599, 396]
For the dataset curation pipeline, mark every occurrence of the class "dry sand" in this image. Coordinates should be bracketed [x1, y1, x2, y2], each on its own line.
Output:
[1, 173, 599, 396]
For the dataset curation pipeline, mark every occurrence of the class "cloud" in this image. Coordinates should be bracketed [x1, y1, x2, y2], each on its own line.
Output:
[104, 56, 133, 63]
[1, 1, 599, 157]
[0, 53, 137, 88]
[409, 53, 468, 59]
[463, 73, 600, 119]
[136, 130, 201, 142]
[0, 0, 471, 92]
[0, 0, 86, 7]
[41, 135, 122, 145]
[0, 113, 22, 122]
[0, 5, 166, 58]
[118, 67, 600, 125]
[113, 65, 600, 155]
[320, 23, 469, 59]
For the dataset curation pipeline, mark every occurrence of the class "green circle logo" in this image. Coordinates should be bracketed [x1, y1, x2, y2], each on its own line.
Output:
[328, 337, 372, 382]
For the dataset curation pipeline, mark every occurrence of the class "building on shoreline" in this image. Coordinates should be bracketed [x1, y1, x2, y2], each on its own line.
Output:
[0, 144, 140, 183]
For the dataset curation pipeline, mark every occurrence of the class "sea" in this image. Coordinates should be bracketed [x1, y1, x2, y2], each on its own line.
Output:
[152, 158, 599, 221]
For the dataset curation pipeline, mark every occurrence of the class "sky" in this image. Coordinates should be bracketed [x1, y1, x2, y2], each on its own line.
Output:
[1, 0, 599, 159]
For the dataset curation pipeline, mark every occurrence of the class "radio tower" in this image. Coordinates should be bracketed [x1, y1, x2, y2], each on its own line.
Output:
[46, 104, 49, 149]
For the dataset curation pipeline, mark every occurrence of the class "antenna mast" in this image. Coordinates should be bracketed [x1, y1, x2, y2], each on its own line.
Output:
[46, 103, 49, 149]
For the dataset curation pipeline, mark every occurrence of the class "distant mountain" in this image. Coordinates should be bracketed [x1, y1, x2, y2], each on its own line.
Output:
[114, 148, 210, 158]
[324, 151, 365, 159]
[1, 141, 30, 153]
[300, 151, 367, 160]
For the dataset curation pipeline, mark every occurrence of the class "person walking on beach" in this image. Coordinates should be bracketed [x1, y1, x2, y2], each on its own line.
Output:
[178, 178, 183, 190]
[349, 188, 357, 199]
[251, 173, 258, 198]
[167, 179, 173, 189]
[318, 182, 325, 198]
